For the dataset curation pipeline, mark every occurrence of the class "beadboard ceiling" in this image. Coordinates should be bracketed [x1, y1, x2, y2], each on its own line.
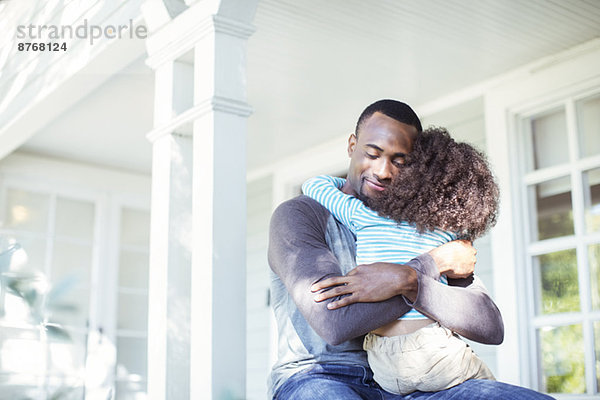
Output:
[245, 0, 600, 171]
[19, 0, 600, 174]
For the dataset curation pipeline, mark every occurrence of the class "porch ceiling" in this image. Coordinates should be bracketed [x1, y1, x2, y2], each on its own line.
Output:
[19, 0, 600, 174]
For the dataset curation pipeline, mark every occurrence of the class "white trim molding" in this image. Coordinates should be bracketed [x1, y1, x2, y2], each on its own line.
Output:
[485, 42, 600, 391]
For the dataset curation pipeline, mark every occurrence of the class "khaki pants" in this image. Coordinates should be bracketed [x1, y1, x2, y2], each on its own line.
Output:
[363, 323, 495, 395]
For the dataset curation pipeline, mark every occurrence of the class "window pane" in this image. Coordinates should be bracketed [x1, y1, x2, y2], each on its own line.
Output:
[583, 168, 600, 233]
[4, 234, 46, 271]
[55, 197, 95, 240]
[50, 288, 89, 328]
[595, 321, 600, 392]
[531, 109, 569, 170]
[48, 331, 87, 376]
[539, 324, 585, 394]
[590, 244, 600, 310]
[116, 337, 147, 378]
[0, 326, 41, 376]
[115, 379, 147, 400]
[117, 292, 148, 331]
[118, 250, 149, 290]
[3, 189, 50, 233]
[530, 176, 574, 241]
[51, 241, 92, 285]
[533, 249, 579, 314]
[120, 209, 150, 247]
[577, 95, 600, 158]
[1, 273, 47, 323]
[2, 189, 50, 233]
[50, 241, 91, 327]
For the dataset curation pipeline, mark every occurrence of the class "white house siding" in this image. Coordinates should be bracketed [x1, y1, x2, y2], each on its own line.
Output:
[246, 175, 273, 400]
[421, 98, 499, 376]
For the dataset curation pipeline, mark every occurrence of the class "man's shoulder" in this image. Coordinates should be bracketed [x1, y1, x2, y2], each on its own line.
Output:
[273, 195, 331, 221]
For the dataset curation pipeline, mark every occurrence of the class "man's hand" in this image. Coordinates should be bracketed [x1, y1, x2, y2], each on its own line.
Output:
[428, 240, 476, 279]
[310, 262, 418, 309]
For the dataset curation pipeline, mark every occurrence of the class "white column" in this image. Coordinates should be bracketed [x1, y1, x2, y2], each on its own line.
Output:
[144, 2, 254, 399]
[147, 58, 194, 400]
[189, 16, 253, 400]
[147, 132, 193, 400]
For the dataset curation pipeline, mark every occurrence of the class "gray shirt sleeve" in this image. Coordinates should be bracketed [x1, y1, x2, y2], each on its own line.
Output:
[405, 254, 504, 344]
[268, 196, 504, 346]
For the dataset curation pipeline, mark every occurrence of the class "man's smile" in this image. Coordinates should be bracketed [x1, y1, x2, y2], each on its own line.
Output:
[364, 178, 387, 192]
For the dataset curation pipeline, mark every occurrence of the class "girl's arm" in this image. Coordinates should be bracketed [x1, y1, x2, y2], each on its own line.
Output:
[301, 175, 363, 230]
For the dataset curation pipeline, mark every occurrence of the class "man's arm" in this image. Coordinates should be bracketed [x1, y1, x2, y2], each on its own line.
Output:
[311, 252, 504, 345]
[268, 196, 414, 345]
[410, 272, 504, 344]
[270, 196, 503, 346]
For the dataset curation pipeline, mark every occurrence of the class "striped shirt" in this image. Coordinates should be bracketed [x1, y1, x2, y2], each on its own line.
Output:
[302, 175, 455, 320]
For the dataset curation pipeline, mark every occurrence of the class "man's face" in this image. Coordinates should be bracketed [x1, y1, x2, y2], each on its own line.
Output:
[343, 111, 418, 203]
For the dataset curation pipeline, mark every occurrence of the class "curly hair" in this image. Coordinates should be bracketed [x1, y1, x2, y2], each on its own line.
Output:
[369, 126, 500, 241]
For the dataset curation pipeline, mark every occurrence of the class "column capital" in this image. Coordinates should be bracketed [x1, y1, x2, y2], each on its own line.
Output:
[145, 10, 255, 70]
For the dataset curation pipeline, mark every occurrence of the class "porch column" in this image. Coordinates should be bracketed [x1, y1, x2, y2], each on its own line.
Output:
[190, 16, 254, 398]
[146, 58, 194, 400]
[143, 1, 255, 399]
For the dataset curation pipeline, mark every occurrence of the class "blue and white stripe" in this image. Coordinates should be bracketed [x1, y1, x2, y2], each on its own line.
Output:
[302, 175, 456, 321]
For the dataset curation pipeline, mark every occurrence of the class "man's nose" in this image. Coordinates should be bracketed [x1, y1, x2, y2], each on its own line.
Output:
[373, 159, 393, 181]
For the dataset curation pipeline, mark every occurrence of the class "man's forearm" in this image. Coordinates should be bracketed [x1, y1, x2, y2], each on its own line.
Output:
[408, 252, 504, 344]
[407, 274, 504, 344]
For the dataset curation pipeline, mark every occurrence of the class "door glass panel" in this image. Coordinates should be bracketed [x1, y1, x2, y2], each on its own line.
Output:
[0, 326, 41, 376]
[117, 293, 148, 331]
[590, 244, 600, 310]
[531, 109, 569, 170]
[3, 189, 50, 232]
[577, 95, 600, 158]
[595, 321, 600, 392]
[50, 287, 89, 328]
[51, 241, 92, 328]
[116, 337, 147, 378]
[118, 250, 149, 290]
[539, 324, 585, 394]
[120, 208, 150, 247]
[533, 249, 579, 314]
[5, 235, 46, 272]
[583, 168, 600, 233]
[48, 331, 87, 376]
[115, 380, 147, 400]
[529, 176, 574, 241]
[55, 197, 95, 240]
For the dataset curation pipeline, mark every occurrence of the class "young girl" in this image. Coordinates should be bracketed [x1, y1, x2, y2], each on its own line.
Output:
[301, 126, 500, 395]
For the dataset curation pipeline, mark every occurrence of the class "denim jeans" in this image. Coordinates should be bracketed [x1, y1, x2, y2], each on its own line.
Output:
[273, 363, 556, 400]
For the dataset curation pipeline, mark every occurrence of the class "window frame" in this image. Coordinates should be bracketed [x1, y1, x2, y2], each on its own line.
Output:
[514, 91, 600, 396]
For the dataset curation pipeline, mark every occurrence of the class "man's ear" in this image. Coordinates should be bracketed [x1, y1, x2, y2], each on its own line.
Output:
[347, 133, 357, 157]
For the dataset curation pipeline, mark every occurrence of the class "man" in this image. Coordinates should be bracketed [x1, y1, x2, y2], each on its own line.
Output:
[267, 100, 553, 399]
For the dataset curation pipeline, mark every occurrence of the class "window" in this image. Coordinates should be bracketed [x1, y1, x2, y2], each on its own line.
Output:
[0, 188, 95, 398]
[115, 207, 150, 399]
[518, 93, 600, 396]
[0, 176, 150, 399]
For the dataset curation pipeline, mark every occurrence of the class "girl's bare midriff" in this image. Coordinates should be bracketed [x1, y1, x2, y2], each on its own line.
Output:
[372, 317, 435, 337]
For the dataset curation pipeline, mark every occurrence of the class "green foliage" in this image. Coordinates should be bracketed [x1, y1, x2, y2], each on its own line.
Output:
[537, 210, 573, 240]
[538, 249, 580, 314]
[45, 323, 72, 342]
[541, 324, 586, 394]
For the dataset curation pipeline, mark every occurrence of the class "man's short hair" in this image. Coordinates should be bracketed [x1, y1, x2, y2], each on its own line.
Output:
[355, 99, 423, 135]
